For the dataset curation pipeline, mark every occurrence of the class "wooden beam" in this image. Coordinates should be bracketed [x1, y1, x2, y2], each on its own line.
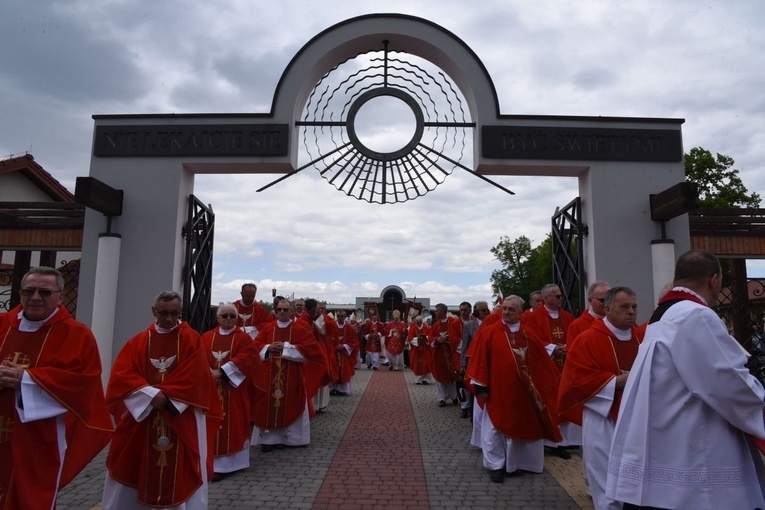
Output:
[75, 177, 123, 216]
[650, 181, 700, 221]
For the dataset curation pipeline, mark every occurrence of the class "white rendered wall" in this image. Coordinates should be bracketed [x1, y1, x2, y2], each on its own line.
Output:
[79, 152, 195, 361]
[91, 234, 121, 387]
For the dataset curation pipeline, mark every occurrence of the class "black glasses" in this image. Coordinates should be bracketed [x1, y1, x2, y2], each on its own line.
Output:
[20, 287, 61, 298]
[276, 307, 291, 312]
[219, 314, 237, 319]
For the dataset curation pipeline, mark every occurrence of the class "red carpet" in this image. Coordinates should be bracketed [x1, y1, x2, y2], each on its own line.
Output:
[312, 370, 430, 509]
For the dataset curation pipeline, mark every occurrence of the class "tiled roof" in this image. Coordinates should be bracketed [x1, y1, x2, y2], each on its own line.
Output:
[0, 154, 75, 202]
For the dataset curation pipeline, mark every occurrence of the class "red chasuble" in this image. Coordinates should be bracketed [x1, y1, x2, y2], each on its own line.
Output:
[467, 321, 562, 442]
[462, 312, 503, 407]
[383, 320, 407, 355]
[105, 322, 223, 508]
[527, 306, 575, 371]
[558, 319, 642, 425]
[363, 321, 384, 353]
[407, 323, 432, 376]
[429, 317, 461, 383]
[251, 321, 326, 429]
[335, 322, 360, 384]
[0, 305, 113, 510]
[300, 313, 337, 385]
[202, 327, 261, 457]
[566, 310, 597, 348]
[233, 299, 273, 331]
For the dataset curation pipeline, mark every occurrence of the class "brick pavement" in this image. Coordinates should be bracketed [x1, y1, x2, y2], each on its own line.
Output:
[56, 366, 590, 509]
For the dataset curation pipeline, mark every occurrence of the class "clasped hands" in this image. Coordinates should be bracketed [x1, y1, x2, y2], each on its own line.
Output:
[0, 361, 23, 389]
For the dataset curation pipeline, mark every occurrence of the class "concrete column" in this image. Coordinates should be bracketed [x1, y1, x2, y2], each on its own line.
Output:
[91, 233, 121, 388]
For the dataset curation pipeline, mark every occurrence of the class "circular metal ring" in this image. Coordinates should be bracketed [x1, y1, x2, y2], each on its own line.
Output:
[346, 87, 425, 162]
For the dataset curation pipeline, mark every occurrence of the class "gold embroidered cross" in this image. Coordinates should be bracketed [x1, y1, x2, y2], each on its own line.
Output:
[552, 327, 565, 340]
[3, 352, 30, 368]
[0, 415, 13, 444]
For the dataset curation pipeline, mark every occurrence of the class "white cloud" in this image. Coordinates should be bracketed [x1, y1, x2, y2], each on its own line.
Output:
[2, 0, 764, 306]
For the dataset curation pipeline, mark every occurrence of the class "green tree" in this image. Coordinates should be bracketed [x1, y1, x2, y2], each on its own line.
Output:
[684, 147, 761, 208]
[490, 234, 552, 305]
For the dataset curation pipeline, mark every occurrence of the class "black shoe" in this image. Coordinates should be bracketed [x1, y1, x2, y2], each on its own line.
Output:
[329, 389, 338, 396]
[373, 367, 378, 370]
[506, 470, 523, 477]
[389, 366, 394, 371]
[421, 380, 429, 385]
[452, 398, 459, 405]
[211, 472, 225, 483]
[438, 400, 446, 407]
[460, 408, 470, 419]
[335, 391, 348, 396]
[553, 446, 571, 459]
[367, 363, 372, 369]
[261, 444, 274, 453]
[489, 469, 504, 483]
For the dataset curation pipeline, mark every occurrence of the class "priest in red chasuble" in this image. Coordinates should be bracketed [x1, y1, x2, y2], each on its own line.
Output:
[301, 299, 336, 413]
[464, 303, 502, 449]
[362, 309, 384, 369]
[407, 315, 432, 385]
[383, 310, 407, 371]
[429, 303, 460, 406]
[558, 286, 642, 510]
[525, 283, 578, 457]
[566, 281, 610, 348]
[202, 303, 262, 481]
[103, 291, 223, 509]
[0, 267, 112, 510]
[233, 282, 273, 338]
[330, 309, 359, 396]
[251, 298, 326, 451]
[467, 295, 562, 483]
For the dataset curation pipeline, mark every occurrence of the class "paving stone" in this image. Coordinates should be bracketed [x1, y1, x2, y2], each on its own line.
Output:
[54, 366, 591, 508]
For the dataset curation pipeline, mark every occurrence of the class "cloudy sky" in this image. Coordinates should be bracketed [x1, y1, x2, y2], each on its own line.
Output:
[2, 0, 764, 307]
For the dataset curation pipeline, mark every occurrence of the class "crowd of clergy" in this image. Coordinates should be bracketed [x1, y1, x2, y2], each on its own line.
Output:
[2, 248, 764, 510]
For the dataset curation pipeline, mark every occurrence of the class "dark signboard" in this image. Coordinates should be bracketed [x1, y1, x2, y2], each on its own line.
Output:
[482, 126, 682, 162]
[94, 124, 289, 157]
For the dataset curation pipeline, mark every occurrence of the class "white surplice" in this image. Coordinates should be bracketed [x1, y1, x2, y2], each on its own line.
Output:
[606, 297, 765, 509]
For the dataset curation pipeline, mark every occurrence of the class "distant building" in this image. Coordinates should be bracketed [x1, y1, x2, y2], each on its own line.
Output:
[324, 284, 458, 322]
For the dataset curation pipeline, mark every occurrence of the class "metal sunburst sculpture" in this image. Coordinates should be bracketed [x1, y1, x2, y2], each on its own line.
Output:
[258, 41, 513, 204]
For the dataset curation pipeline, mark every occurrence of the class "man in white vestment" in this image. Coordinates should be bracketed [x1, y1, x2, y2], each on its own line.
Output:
[606, 249, 765, 510]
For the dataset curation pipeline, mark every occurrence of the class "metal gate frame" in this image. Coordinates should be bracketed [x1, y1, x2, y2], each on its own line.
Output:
[182, 195, 215, 334]
[551, 196, 588, 316]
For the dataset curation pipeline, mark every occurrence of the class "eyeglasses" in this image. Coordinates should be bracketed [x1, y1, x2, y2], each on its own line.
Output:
[156, 310, 181, 317]
[276, 307, 291, 312]
[219, 314, 237, 319]
[592, 297, 605, 303]
[19, 287, 61, 298]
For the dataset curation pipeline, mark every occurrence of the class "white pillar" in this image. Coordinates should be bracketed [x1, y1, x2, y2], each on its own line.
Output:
[92, 233, 121, 388]
[651, 240, 675, 306]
